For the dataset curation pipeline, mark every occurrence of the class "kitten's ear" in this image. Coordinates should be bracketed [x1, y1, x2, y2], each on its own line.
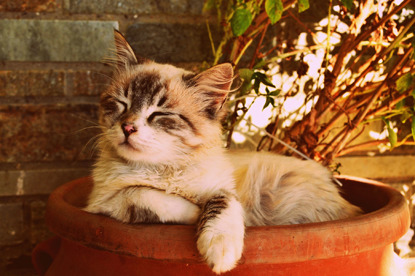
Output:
[113, 30, 147, 68]
[191, 63, 234, 120]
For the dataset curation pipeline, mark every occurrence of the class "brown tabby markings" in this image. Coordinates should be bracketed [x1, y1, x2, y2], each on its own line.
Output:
[129, 72, 164, 111]
[182, 73, 197, 87]
[127, 204, 160, 224]
[157, 95, 168, 107]
[197, 192, 229, 237]
[100, 95, 120, 117]
[178, 114, 197, 133]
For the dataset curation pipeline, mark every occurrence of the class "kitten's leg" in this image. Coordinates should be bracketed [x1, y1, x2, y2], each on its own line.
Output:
[196, 191, 245, 274]
[85, 187, 200, 224]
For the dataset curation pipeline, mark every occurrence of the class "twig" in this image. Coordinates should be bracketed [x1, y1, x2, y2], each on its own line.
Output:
[287, 9, 318, 41]
[206, 20, 216, 58]
[337, 140, 388, 156]
[349, 0, 412, 50]
[367, 91, 412, 118]
[325, 0, 333, 69]
[249, 21, 270, 68]
[353, 47, 413, 127]
[321, 47, 413, 162]
[338, 140, 415, 156]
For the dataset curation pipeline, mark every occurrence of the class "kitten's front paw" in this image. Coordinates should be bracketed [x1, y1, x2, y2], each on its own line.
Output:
[197, 230, 244, 274]
[196, 196, 245, 274]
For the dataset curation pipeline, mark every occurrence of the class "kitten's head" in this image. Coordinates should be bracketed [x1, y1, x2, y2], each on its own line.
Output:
[98, 30, 233, 165]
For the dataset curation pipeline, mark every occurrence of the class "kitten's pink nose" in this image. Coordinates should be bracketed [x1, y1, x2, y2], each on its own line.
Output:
[121, 123, 137, 137]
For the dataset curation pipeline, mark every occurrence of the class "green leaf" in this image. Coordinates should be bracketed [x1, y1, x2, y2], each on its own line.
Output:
[238, 68, 254, 96]
[253, 59, 266, 69]
[269, 89, 281, 96]
[263, 96, 275, 110]
[230, 8, 253, 36]
[340, 0, 353, 10]
[396, 99, 405, 110]
[412, 116, 415, 141]
[253, 72, 275, 87]
[396, 73, 414, 93]
[202, 0, 216, 13]
[240, 82, 252, 96]
[263, 87, 279, 110]
[238, 68, 254, 82]
[265, 0, 283, 25]
[253, 79, 261, 94]
[383, 118, 397, 148]
[298, 0, 309, 13]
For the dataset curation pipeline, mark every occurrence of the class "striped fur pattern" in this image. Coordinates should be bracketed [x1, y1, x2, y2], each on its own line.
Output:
[84, 30, 361, 274]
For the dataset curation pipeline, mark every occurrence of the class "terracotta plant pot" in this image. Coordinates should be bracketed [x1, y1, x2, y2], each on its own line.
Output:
[33, 176, 411, 275]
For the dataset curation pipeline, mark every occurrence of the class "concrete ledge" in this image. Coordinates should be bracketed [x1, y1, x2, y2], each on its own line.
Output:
[0, 19, 118, 62]
[335, 155, 415, 179]
[0, 167, 91, 196]
[63, 0, 203, 15]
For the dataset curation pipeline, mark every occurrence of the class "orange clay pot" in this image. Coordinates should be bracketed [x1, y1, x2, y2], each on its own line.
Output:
[33, 176, 411, 276]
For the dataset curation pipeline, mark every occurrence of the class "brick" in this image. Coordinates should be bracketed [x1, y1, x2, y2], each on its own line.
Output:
[0, 202, 24, 245]
[126, 23, 214, 63]
[0, 104, 99, 162]
[0, 70, 64, 97]
[63, 0, 203, 15]
[0, 20, 118, 62]
[0, 0, 57, 12]
[69, 70, 112, 96]
[30, 200, 53, 245]
[24, 168, 91, 195]
[0, 167, 91, 196]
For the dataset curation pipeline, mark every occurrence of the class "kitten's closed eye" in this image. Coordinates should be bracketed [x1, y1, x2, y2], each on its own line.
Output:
[148, 112, 190, 132]
[116, 100, 128, 114]
[147, 111, 174, 123]
[155, 117, 181, 130]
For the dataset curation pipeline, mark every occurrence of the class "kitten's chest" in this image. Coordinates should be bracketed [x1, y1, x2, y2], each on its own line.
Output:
[129, 167, 204, 204]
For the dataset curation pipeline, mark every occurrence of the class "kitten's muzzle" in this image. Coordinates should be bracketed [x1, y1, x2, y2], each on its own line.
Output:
[122, 122, 137, 138]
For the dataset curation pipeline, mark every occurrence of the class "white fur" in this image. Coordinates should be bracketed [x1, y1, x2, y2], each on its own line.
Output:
[85, 188, 200, 224]
[230, 151, 361, 226]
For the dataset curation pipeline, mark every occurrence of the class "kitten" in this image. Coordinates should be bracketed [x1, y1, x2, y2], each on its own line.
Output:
[84, 30, 361, 274]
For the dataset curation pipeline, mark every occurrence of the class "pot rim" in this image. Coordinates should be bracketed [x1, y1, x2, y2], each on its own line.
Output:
[45, 175, 410, 264]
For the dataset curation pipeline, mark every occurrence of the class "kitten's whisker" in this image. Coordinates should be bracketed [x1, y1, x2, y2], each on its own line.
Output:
[73, 125, 105, 134]
[93, 71, 116, 83]
[81, 132, 106, 158]
[68, 114, 100, 127]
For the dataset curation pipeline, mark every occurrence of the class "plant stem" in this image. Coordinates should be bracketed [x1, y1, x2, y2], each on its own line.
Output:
[321, 46, 414, 162]
[206, 20, 216, 59]
[337, 140, 388, 156]
[249, 21, 270, 68]
[349, 0, 412, 50]
[325, 0, 333, 69]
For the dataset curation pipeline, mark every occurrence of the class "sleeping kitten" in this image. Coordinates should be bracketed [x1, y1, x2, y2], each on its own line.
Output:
[85, 30, 361, 274]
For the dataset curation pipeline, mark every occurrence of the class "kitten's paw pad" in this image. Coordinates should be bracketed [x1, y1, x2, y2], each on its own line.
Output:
[197, 232, 243, 274]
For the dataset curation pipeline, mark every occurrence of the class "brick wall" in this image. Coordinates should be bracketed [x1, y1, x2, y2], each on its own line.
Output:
[0, 0, 208, 273]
